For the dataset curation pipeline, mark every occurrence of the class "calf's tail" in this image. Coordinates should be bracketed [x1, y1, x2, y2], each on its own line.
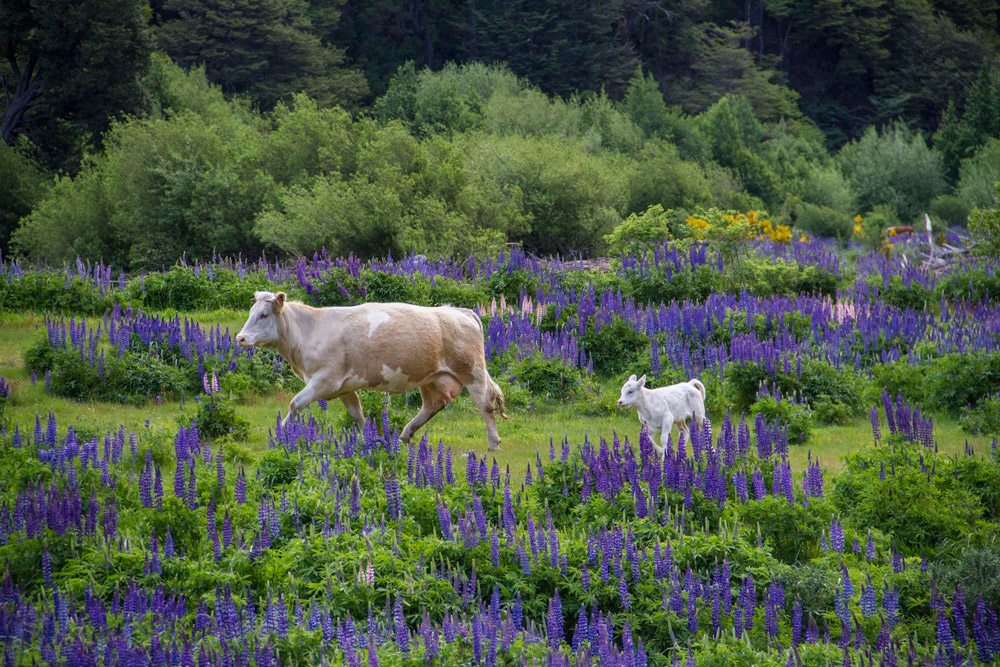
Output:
[689, 378, 706, 400]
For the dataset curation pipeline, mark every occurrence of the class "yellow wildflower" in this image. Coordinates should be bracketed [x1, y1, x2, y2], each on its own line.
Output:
[853, 214, 863, 224]
[853, 224, 863, 234]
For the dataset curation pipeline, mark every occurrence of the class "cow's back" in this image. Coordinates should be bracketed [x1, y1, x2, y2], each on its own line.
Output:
[298, 302, 485, 390]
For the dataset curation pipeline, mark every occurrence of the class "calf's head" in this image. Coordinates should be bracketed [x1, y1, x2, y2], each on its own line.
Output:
[236, 291, 285, 347]
[617, 374, 646, 407]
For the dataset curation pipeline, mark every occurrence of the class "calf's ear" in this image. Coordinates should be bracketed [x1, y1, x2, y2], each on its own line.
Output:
[273, 292, 286, 311]
[628, 374, 637, 382]
[638, 374, 646, 387]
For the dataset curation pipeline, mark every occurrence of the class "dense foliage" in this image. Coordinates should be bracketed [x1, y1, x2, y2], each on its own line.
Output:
[3, 1, 1000, 264]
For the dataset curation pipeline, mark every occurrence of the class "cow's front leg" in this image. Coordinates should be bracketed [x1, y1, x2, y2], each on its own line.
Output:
[283, 375, 336, 429]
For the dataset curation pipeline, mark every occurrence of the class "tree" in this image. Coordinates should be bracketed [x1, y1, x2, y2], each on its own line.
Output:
[0, 0, 152, 169]
[669, 22, 802, 123]
[157, 0, 368, 109]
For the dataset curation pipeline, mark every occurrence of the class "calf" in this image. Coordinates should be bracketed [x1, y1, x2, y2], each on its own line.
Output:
[617, 374, 706, 455]
[236, 292, 507, 450]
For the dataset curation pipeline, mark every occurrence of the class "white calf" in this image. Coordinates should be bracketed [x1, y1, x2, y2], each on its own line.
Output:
[617, 374, 706, 455]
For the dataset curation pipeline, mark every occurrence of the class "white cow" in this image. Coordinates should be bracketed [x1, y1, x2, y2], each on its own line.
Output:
[617, 374, 706, 455]
[236, 292, 507, 450]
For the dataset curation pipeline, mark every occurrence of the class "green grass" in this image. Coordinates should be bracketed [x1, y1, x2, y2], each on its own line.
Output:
[1, 311, 994, 481]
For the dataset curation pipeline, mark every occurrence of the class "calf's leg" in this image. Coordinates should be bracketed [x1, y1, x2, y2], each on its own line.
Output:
[659, 416, 675, 456]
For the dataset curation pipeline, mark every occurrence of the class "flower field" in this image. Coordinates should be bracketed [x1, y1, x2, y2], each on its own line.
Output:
[1, 236, 999, 665]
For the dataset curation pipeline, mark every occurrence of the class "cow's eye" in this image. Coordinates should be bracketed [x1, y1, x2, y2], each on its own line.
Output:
[260, 313, 268, 319]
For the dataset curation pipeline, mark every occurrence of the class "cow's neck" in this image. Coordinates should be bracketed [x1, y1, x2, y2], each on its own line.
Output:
[275, 303, 308, 377]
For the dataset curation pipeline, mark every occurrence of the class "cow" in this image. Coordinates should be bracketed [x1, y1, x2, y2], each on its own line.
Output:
[236, 292, 507, 450]
[617, 374, 706, 456]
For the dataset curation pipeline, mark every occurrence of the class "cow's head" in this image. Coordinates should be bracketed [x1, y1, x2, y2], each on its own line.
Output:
[617, 374, 646, 407]
[236, 291, 286, 347]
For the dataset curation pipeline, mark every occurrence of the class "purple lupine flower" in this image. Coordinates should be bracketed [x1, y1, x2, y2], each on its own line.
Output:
[235, 467, 247, 505]
[866, 531, 875, 561]
[860, 575, 877, 617]
[547, 590, 564, 647]
[936, 610, 954, 657]
[394, 595, 409, 654]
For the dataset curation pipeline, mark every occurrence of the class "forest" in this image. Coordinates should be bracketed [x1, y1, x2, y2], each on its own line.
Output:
[2, 0, 1000, 267]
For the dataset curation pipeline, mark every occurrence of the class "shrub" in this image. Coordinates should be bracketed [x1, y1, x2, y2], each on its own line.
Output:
[736, 496, 830, 563]
[832, 445, 987, 555]
[604, 204, 674, 257]
[192, 396, 250, 440]
[580, 317, 648, 377]
[727, 358, 868, 418]
[936, 268, 1000, 304]
[510, 356, 587, 400]
[0, 273, 117, 315]
[959, 396, 1000, 435]
[363, 271, 431, 305]
[788, 200, 852, 241]
[923, 352, 1000, 415]
[257, 450, 299, 488]
[838, 122, 946, 224]
[956, 138, 1000, 209]
[623, 264, 724, 306]
[481, 269, 538, 303]
[935, 541, 1000, 609]
[307, 268, 365, 307]
[750, 396, 812, 444]
[928, 195, 971, 228]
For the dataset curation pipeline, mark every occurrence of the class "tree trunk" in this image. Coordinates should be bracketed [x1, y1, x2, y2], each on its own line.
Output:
[1, 51, 41, 146]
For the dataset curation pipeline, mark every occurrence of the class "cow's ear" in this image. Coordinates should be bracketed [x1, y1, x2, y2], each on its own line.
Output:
[628, 374, 637, 382]
[273, 292, 286, 311]
[638, 375, 646, 387]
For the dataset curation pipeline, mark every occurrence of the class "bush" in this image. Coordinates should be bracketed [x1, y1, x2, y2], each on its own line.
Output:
[923, 352, 1000, 415]
[363, 271, 431, 304]
[832, 445, 987, 555]
[604, 204, 675, 257]
[750, 396, 812, 444]
[129, 267, 279, 311]
[838, 122, 946, 224]
[957, 138, 1000, 209]
[509, 356, 588, 400]
[0, 273, 117, 315]
[307, 268, 365, 307]
[192, 395, 250, 440]
[580, 317, 648, 377]
[960, 396, 1000, 435]
[257, 450, 299, 488]
[936, 268, 1000, 304]
[736, 496, 830, 563]
[928, 195, 971, 228]
[727, 358, 869, 418]
[933, 540, 1000, 608]
[788, 200, 852, 241]
[623, 264, 724, 306]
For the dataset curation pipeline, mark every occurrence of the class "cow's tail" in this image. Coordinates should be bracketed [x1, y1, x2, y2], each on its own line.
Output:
[689, 378, 706, 400]
[488, 374, 509, 420]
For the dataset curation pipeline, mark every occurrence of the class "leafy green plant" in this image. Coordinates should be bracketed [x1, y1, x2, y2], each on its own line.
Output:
[750, 396, 813, 444]
[192, 395, 250, 440]
[580, 316, 647, 376]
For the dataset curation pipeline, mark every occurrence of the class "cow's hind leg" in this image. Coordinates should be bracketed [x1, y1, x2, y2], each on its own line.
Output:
[340, 391, 365, 429]
[466, 374, 502, 451]
[400, 376, 461, 443]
